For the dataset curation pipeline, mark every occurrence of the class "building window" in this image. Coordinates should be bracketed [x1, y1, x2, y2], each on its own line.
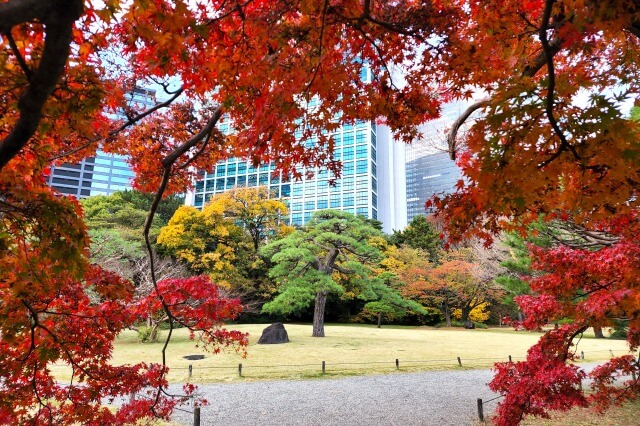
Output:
[248, 174, 257, 186]
[259, 173, 269, 185]
[343, 132, 354, 146]
[372, 193, 377, 208]
[292, 213, 303, 226]
[357, 176, 368, 190]
[357, 207, 368, 217]
[216, 165, 226, 177]
[292, 202, 303, 212]
[305, 200, 315, 210]
[343, 162, 354, 176]
[305, 183, 315, 196]
[343, 147, 354, 160]
[343, 177, 354, 190]
[317, 197, 328, 209]
[292, 185, 303, 196]
[343, 195, 354, 207]
[227, 163, 237, 174]
[238, 162, 247, 174]
[330, 194, 341, 208]
[281, 184, 291, 197]
[356, 191, 368, 205]
[356, 160, 368, 174]
[356, 144, 368, 159]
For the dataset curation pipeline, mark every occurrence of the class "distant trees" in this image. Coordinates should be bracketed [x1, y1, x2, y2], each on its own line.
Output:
[402, 247, 504, 326]
[390, 215, 442, 264]
[81, 190, 187, 297]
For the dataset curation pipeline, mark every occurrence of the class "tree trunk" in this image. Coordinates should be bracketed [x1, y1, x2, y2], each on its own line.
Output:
[517, 310, 524, 323]
[593, 325, 605, 339]
[312, 291, 328, 337]
[377, 312, 382, 328]
[460, 305, 471, 323]
[444, 299, 451, 327]
[149, 322, 160, 342]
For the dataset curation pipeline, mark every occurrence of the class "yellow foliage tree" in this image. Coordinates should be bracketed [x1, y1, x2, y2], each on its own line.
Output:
[452, 302, 490, 323]
[158, 187, 289, 302]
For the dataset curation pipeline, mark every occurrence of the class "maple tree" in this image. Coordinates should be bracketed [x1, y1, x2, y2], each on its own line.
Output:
[1, 1, 438, 421]
[2, 0, 640, 423]
[401, 247, 503, 326]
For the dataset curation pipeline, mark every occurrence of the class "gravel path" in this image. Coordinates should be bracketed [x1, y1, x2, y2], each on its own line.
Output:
[169, 369, 501, 426]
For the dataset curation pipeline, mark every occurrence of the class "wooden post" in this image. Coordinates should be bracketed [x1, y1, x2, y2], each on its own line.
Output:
[395, 359, 399, 370]
[477, 398, 484, 422]
[581, 351, 585, 360]
[632, 371, 636, 382]
[579, 379, 583, 391]
[322, 361, 326, 374]
[508, 355, 512, 363]
[457, 357, 462, 367]
[610, 349, 615, 357]
[238, 363, 242, 377]
[193, 406, 201, 426]
[188, 364, 192, 378]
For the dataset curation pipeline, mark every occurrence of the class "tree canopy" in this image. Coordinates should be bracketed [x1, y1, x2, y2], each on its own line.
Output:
[261, 210, 384, 337]
[2, 0, 640, 424]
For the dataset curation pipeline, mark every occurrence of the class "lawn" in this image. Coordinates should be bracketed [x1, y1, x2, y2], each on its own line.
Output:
[50, 323, 633, 383]
[521, 399, 640, 425]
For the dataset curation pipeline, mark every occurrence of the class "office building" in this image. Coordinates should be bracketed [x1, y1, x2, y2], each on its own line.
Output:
[186, 120, 407, 234]
[46, 87, 157, 198]
[405, 101, 468, 222]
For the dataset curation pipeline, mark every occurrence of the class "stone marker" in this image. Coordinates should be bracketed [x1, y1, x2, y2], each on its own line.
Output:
[463, 320, 475, 329]
[258, 322, 290, 344]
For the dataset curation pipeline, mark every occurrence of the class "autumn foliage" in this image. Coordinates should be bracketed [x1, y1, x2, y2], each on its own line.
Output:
[2, 0, 640, 424]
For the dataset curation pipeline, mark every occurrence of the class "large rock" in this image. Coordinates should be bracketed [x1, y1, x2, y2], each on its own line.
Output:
[463, 320, 475, 329]
[258, 322, 290, 344]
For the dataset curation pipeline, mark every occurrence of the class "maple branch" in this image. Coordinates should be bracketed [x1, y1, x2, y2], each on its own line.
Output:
[303, 0, 330, 96]
[49, 86, 185, 162]
[5, 30, 32, 80]
[539, 0, 581, 163]
[142, 108, 223, 413]
[0, 0, 84, 171]
[447, 98, 490, 160]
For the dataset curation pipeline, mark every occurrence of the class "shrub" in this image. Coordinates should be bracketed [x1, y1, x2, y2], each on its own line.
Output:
[137, 326, 161, 343]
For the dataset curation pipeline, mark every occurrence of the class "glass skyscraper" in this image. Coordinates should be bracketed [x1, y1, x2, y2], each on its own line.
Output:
[46, 87, 157, 198]
[405, 101, 468, 222]
[187, 120, 406, 233]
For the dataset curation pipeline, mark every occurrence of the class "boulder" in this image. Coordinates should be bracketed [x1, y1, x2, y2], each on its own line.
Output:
[463, 320, 475, 329]
[258, 322, 290, 344]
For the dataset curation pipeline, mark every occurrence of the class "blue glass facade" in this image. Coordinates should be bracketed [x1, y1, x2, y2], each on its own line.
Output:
[46, 87, 156, 198]
[190, 120, 380, 227]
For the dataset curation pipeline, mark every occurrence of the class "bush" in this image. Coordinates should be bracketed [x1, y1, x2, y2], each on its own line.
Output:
[137, 326, 161, 343]
[610, 319, 629, 339]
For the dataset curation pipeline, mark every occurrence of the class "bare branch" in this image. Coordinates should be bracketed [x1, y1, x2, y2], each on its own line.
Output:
[447, 98, 489, 160]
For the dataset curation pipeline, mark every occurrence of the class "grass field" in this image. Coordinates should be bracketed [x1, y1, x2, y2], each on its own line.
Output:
[50, 323, 634, 384]
[521, 399, 640, 425]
